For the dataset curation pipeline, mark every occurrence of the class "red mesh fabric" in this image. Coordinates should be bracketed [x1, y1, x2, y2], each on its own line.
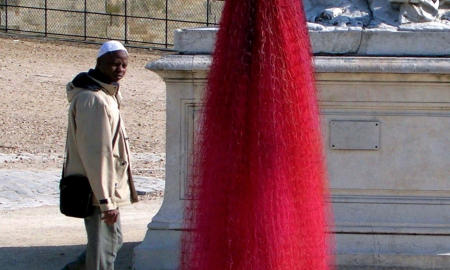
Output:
[181, 0, 333, 269]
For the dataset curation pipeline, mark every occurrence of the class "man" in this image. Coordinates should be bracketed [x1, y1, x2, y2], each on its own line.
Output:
[62, 40, 138, 270]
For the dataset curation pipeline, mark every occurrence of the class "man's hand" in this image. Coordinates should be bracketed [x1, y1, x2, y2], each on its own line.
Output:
[102, 209, 119, 225]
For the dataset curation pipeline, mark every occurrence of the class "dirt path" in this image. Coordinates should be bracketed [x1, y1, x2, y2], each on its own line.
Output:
[0, 199, 163, 270]
[0, 35, 167, 178]
[0, 36, 168, 269]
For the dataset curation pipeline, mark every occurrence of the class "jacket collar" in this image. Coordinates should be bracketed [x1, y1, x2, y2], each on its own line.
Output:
[67, 71, 122, 105]
[87, 69, 120, 96]
[88, 76, 119, 96]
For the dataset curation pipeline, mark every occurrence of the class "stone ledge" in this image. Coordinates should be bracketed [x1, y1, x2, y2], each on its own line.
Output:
[147, 55, 450, 74]
[146, 55, 211, 71]
[338, 254, 450, 270]
[173, 27, 450, 56]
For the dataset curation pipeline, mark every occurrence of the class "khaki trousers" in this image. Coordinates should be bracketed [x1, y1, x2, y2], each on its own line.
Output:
[62, 207, 123, 270]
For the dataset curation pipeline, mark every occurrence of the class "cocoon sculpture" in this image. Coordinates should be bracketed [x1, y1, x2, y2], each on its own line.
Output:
[181, 1, 333, 269]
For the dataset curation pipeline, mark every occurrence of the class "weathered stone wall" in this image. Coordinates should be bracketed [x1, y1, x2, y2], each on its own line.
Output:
[134, 53, 450, 270]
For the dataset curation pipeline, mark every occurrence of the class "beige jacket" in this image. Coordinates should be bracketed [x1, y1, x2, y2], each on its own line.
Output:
[64, 71, 138, 212]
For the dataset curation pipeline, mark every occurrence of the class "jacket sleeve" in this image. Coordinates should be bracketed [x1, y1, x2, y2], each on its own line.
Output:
[74, 94, 117, 212]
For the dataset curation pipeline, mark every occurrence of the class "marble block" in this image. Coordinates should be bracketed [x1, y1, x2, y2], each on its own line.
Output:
[173, 27, 450, 56]
[134, 54, 450, 270]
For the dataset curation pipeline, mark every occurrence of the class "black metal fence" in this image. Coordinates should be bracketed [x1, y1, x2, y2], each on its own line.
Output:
[0, 0, 224, 48]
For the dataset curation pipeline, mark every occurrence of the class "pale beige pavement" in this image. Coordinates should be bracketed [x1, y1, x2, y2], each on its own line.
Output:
[0, 199, 163, 270]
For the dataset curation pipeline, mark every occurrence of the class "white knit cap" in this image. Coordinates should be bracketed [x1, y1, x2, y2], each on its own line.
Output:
[97, 40, 128, 58]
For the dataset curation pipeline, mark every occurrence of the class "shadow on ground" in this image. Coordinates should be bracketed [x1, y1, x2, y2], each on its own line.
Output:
[0, 242, 140, 270]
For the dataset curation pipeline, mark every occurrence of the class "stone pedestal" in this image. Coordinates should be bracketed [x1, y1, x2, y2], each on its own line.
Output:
[133, 55, 209, 270]
[173, 27, 450, 56]
[134, 29, 450, 270]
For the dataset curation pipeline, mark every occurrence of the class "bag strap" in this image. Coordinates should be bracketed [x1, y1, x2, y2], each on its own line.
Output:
[62, 132, 69, 179]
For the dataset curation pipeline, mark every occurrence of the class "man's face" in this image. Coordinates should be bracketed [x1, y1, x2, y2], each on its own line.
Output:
[96, 50, 128, 83]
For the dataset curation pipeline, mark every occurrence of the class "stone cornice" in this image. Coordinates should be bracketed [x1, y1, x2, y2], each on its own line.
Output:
[172, 28, 450, 56]
[146, 55, 450, 74]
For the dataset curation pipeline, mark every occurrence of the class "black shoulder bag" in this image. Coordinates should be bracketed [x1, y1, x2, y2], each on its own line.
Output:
[59, 173, 93, 218]
[60, 118, 122, 218]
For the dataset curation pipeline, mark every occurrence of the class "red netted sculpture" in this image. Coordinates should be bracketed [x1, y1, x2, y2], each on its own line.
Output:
[182, 0, 333, 269]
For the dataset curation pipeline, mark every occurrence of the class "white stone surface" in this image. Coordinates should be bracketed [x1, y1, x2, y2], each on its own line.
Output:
[147, 55, 450, 74]
[361, 29, 450, 55]
[303, 0, 372, 27]
[309, 28, 363, 55]
[171, 0, 450, 56]
[396, 0, 440, 23]
[173, 27, 450, 56]
[136, 54, 450, 269]
[134, 64, 205, 270]
[133, 230, 181, 270]
[329, 120, 380, 150]
[303, 0, 450, 26]
[173, 28, 217, 55]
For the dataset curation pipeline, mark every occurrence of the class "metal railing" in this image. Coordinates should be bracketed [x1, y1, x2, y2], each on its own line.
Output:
[0, 0, 224, 48]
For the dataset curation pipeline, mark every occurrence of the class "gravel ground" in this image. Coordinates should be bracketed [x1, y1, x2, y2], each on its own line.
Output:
[0, 35, 167, 179]
[0, 35, 169, 269]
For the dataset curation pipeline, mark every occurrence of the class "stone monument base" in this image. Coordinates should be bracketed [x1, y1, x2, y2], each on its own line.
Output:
[134, 27, 450, 270]
[174, 27, 450, 56]
[134, 229, 181, 270]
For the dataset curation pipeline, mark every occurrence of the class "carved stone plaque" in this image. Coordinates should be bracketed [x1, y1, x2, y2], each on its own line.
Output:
[329, 120, 380, 150]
